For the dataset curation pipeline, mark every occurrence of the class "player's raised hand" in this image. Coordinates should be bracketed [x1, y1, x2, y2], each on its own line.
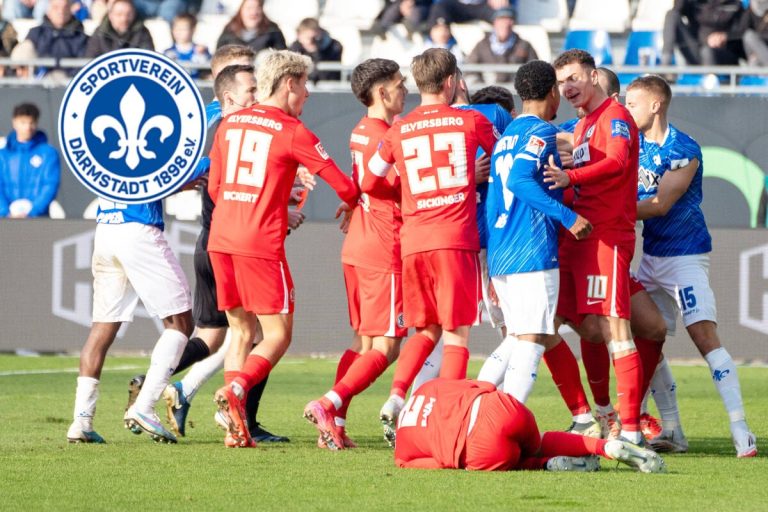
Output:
[297, 166, 316, 191]
[556, 133, 574, 168]
[475, 153, 491, 184]
[568, 214, 592, 240]
[543, 155, 571, 189]
[335, 201, 353, 233]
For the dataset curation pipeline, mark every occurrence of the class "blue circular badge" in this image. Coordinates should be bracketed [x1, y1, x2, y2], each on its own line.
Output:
[59, 49, 206, 204]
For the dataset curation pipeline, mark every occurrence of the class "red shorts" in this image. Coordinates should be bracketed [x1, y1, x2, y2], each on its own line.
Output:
[558, 239, 634, 321]
[629, 272, 645, 296]
[402, 249, 481, 331]
[209, 252, 294, 315]
[343, 264, 407, 338]
[462, 392, 540, 471]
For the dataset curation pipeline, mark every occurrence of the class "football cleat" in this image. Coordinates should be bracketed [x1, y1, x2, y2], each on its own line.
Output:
[566, 418, 602, 439]
[733, 429, 758, 458]
[125, 374, 145, 412]
[596, 410, 622, 440]
[249, 423, 289, 443]
[640, 413, 663, 440]
[213, 385, 252, 448]
[124, 407, 178, 444]
[604, 440, 666, 473]
[303, 400, 344, 450]
[648, 426, 689, 453]
[224, 432, 257, 448]
[546, 456, 600, 472]
[379, 395, 404, 448]
[162, 382, 190, 437]
[66, 423, 106, 444]
[317, 428, 357, 449]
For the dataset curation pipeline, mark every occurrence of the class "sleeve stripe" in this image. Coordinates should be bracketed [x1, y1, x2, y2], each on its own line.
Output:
[368, 152, 392, 177]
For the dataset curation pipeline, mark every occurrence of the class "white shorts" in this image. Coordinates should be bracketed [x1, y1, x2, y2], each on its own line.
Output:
[636, 253, 717, 336]
[479, 249, 505, 329]
[492, 269, 559, 336]
[92, 223, 192, 323]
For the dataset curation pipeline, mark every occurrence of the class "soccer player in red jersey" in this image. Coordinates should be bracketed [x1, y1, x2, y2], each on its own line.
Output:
[206, 50, 358, 447]
[366, 48, 498, 446]
[394, 378, 665, 473]
[303, 58, 409, 450]
[544, 49, 645, 445]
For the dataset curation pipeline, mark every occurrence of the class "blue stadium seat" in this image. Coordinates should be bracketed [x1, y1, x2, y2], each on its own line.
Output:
[739, 75, 768, 86]
[619, 30, 663, 84]
[563, 30, 613, 65]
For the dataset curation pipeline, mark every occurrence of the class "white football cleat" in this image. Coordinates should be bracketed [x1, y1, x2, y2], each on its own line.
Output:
[648, 426, 689, 453]
[733, 429, 758, 458]
[546, 456, 600, 472]
[604, 440, 666, 473]
[379, 395, 404, 448]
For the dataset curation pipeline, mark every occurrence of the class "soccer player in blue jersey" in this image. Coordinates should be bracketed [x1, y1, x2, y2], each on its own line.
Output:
[485, 60, 592, 405]
[625, 74, 757, 458]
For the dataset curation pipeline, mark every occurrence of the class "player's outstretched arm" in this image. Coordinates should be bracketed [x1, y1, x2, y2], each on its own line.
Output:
[509, 154, 579, 229]
[637, 157, 699, 220]
[562, 123, 633, 186]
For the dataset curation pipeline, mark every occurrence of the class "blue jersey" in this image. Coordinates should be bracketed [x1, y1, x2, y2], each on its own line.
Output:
[486, 114, 578, 275]
[558, 117, 579, 134]
[95, 100, 218, 230]
[456, 103, 513, 248]
[637, 124, 711, 256]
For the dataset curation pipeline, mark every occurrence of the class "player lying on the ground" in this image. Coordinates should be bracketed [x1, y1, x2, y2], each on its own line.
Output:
[394, 378, 665, 473]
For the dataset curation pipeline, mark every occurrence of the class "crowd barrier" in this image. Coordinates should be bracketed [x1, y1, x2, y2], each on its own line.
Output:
[1, 220, 766, 362]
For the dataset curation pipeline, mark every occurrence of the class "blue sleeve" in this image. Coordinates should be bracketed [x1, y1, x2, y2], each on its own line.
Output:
[507, 152, 578, 229]
[29, 149, 60, 217]
[0, 157, 9, 217]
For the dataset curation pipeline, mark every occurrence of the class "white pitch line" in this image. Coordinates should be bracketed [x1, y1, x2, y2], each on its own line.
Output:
[0, 364, 144, 377]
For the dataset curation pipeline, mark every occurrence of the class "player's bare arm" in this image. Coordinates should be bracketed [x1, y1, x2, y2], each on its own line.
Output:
[475, 153, 491, 184]
[637, 157, 699, 220]
[556, 132, 574, 168]
[568, 214, 592, 240]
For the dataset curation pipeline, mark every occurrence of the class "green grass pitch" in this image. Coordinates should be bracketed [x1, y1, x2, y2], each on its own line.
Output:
[0, 355, 766, 511]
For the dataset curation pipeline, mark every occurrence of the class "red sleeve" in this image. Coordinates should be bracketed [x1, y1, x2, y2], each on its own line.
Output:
[207, 128, 223, 205]
[566, 114, 633, 186]
[474, 112, 499, 156]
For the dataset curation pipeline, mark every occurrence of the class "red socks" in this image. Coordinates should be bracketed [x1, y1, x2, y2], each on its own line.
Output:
[580, 338, 612, 407]
[224, 371, 238, 385]
[543, 340, 591, 415]
[613, 351, 643, 431]
[233, 355, 273, 393]
[335, 349, 361, 384]
[439, 345, 469, 380]
[390, 333, 436, 398]
[634, 337, 663, 397]
[539, 431, 608, 457]
[332, 349, 390, 405]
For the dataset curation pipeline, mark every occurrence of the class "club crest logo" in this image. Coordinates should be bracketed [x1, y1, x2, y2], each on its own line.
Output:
[58, 49, 206, 204]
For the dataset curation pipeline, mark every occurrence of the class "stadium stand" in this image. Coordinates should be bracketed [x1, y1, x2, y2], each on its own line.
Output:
[450, 21, 489, 56]
[569, 0, 630, 33]
[195, 14, 229, 52]
[631, 0, 674, 31]
[325, 25, 363, 67]
[620, 30, 664, 84]
[369, 23, 422, 65]
[515, 24, 552, 63]
[319, 0, 385, 30]
[144, 17, 173, 54]
[264, 0, 320, 39]
[563, 29, 613, 66]
[516, 0, 570, 33]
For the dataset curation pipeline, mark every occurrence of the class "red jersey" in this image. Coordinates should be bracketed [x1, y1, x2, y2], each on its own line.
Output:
[368, 104, 498, 257]
[340, 117, 403, 273]
[208, 105, 357, 259]
[568, 99, 638, 242]
[395, 379, 497, 469]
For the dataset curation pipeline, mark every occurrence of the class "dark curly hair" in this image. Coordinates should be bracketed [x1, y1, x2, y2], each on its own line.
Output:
[514, 60, 556, 101]
[470, 86, 515, 113]
[351, 58, 401, 107]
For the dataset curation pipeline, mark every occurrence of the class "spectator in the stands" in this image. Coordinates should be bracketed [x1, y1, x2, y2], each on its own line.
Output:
[133, 0, 188, 24]
[2, 0, 48, 22]
[422, 17, 463, 64]
[216, 0, 285, 53]
[741, 0, 768, 66]
[288, 17, 342, 83]
[85, 0, 154, 57]
[0, 15, 19, 76]
[164, 12, 211, 78]
[371, 0, 433, 35]
[0, 103, 61, 218]
[465, 6, 536, 84]
[661, 0, 745, 66]
[426, 0, 514, 28]
[26, 0, 89, 77]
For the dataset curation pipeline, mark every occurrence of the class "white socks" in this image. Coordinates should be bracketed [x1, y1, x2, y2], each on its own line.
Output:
[502, 337, 545, 403]
[412, 339, 443, 392]
[704, 347, 747, 425]
[72, 376, 99, 431]
[133, 329, 188, 415]
[477, 336, 515, 387]
[180, 331, 230, 402]
[650, 356, 680, 430]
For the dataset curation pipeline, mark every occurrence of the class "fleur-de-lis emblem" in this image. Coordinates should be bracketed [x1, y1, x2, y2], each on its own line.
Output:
[91, 85, 174, 170]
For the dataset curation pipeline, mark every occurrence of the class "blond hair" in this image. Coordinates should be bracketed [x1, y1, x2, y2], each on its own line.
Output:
[256, 50, 312, 102]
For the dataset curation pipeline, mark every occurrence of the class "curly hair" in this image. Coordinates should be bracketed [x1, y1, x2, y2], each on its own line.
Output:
[470, 85, 515, 113]
[514, 60, 556, 101]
